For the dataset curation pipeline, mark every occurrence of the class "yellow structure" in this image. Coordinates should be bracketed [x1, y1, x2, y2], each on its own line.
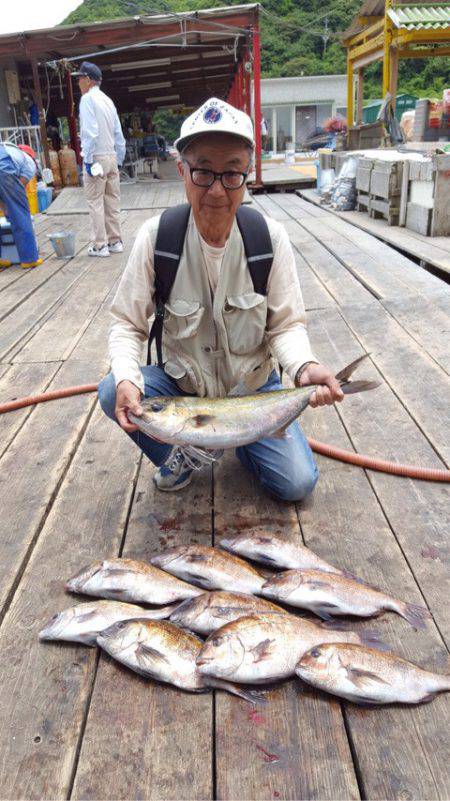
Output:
[343, 1, 450, 125]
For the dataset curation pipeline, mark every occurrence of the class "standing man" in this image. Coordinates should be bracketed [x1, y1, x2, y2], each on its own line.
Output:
[98, 98, 344, 500]
[72, 61, 126, 258]
[0, 142, 42, 269]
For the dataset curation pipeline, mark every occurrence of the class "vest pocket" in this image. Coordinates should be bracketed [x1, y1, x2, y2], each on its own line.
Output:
[164, 299, 204, 339]
[223, 292, 268, 355]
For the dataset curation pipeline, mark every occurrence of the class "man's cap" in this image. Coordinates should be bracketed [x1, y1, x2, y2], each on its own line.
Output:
[18, 144, 37, 161]
[175, 97, 254, 153]
[71, 61, 102, 81]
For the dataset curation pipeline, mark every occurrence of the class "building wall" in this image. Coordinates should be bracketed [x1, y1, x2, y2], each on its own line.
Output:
[260, 74, 350, 152]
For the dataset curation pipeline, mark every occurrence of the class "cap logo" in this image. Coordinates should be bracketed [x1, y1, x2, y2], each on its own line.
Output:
[203, 107, 222, 124]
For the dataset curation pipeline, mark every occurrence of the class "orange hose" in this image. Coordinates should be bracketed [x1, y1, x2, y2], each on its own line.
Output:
[0, 385, 449, 482]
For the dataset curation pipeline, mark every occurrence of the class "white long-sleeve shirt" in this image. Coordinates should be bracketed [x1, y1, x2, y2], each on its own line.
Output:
[109, 213, 317, 394]
[79, 85, 126, 165]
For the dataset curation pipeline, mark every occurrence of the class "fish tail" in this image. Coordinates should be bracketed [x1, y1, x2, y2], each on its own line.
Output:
[206, 677, 267, 704]
[396, 601, 431, 631]
[357, 628, 390, 652]
[341, 379, 381, 396]
[143, 603, 180, 620]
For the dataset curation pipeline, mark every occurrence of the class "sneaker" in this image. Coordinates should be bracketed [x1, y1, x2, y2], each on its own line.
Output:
[88, 245, 110, 258]
[153, 448, 194, 492]
[21, 258, 43, 269]
[108, 241, 123, 253]
[0, 259, 12, 268]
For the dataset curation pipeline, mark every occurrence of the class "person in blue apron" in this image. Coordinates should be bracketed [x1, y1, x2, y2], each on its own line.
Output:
[0, 142, 42, 269]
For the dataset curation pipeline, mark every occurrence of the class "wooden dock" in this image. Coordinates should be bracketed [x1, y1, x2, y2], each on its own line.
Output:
[298, 187, 450, 276]
[0, 184, 449, 800]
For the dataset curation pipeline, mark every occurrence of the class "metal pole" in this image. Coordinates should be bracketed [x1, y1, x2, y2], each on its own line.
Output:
[30, 58, 50, 168]
[244, 53, 251, 116]
[253, 10, 262, 187]
[66, 69, 82, 165]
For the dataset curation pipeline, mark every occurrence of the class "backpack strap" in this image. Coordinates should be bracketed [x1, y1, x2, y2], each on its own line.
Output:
[236, 205, 274, 295]
[148, 203, 274, 366]
[148, 203, 191, 365]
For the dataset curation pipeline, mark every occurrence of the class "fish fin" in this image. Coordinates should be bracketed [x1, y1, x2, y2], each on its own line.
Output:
[314, 608, 338, 622]
[346, 666, 388, 691]
[250, 638, 275, 663]
[345, 694, 382, 706]
[136, 643, 170, 665]
[420, 692, 438, 704]
[101, 567, 135, 579]
[319, 620, 352, 631]
[185, 573, 212, 588]
[335, 354, 371, 382]
[256, 536, 273, 544]
[187, 414, 216, 428]
[398, 602, 431, 631]
[253, 552, 278, 565]
[77, 609, 102, 622]
[358, 629, 390, 652]
[304, 579, 333, 590]
[267, 424, 291, 440]
[227, 378, 249, 397]
[144, 603, 179, 620]
[341, 379, 381, 396]
[206, 677, 267, 704]
[187, 553, 208, 563]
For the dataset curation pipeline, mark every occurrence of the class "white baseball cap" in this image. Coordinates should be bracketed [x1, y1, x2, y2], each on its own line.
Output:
[175, 97, 254, 153]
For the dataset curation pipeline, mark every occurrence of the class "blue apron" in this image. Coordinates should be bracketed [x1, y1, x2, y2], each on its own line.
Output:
[0, 144, 38, 263]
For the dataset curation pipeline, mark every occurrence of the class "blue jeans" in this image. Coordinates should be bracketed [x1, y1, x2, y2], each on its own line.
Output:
[0, 146, 39, 263]
[98, 367, 318, 502]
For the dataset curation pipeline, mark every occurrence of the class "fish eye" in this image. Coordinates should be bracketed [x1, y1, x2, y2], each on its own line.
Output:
[212, 636, 223, 647]
[151, 401, 165, 412]
[310, 648, 321, 658]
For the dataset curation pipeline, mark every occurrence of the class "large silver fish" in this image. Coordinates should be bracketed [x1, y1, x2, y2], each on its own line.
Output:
[151, 545, 266, 593]
[39, 600, 176, 646]
[129, 355, 379, 449]
[261, 569, 430, 629]
[196, 613, 384, 684]
[220, 532, 342, 574]
[66, 558, 203, 604]
[97, 619, 258, 702]
[169, 591, 287, 636]
[296, 643, 450, 705]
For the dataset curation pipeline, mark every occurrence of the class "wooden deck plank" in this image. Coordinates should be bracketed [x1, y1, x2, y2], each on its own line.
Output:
[12, 211, 151, 365]
[299, 366, 449, 800]
[71, 461, 214, 800]
[47, 183, 187, 215]
[298, 189, 450, 274]
[296, 217, 424, 301]
[381, 295, 450, 375]
[0, 362, 62, 457]
[214, 457, 360, 801]
[340, 302, 450, 466]
[0, 407, 139, 801]
[307, 306, 450, 645]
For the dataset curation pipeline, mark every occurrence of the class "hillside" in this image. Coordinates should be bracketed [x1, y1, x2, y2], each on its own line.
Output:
[63, 0, 449, 100]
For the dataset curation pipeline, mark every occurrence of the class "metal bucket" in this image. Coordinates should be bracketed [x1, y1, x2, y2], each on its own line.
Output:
[47, 231, 75, 258]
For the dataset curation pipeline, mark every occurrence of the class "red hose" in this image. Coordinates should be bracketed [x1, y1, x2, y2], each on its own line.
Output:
[1, 385, 449, 482]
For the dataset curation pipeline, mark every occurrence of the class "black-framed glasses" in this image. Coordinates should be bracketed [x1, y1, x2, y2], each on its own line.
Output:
[183, 159, 248, 190]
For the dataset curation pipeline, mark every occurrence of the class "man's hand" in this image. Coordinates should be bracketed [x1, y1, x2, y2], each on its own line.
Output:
[295, 362, 344, 408]
[115, 380, 143, 432]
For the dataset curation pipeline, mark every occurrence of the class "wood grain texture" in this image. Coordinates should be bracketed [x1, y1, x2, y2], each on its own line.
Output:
[214, 454, 360, 801]
[71, 460, 214, 801]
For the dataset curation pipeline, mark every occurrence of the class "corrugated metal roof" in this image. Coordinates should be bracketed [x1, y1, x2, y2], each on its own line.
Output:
[388, 4, 450, 29]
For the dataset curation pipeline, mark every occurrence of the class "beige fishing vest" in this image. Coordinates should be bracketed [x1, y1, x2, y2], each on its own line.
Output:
[151, 211, 275, 398]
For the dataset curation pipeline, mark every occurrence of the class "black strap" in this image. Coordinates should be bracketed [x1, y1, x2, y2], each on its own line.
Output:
[148, 203, 274, 366]
[148, 203, 191, 365]
[236, 205, 274, 296]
